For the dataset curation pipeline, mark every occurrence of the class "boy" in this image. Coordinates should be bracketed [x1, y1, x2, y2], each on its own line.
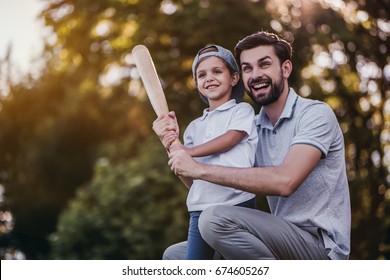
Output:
[159, 45, 258, 259]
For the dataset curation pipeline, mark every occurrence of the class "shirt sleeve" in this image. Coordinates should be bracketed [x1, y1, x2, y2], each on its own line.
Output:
[227, 102, 256, 136]
[183, 121, 194, 147]
[292, 102, 340, 157]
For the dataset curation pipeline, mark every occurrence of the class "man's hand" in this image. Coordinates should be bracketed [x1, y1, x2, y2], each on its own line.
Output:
[168, 149, 202, 178]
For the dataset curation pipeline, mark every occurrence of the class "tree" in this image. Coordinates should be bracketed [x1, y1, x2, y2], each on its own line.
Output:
[50, 136, 188, 259]
[0, 0, 389, 259]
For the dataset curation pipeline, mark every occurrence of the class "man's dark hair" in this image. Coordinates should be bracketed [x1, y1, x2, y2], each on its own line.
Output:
[234, 31, 292, 67]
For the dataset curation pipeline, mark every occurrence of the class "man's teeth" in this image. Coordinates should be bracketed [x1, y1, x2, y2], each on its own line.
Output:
[254, 83, 268, 89]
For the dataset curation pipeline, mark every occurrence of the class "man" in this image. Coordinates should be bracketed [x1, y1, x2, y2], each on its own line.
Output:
[153, 31, 351, 260]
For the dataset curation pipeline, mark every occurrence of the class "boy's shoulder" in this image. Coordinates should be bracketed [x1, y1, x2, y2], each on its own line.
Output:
[236, 101, 254, 109]
[234, 101, 255, 115]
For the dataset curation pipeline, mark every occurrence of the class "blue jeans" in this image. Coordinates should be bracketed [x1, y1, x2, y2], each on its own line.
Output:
[185, 197, 256, 260]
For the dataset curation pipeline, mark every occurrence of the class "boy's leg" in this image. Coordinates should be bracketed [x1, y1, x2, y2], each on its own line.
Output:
[199, 205, 329, 260]
[186, 211, 214, 259]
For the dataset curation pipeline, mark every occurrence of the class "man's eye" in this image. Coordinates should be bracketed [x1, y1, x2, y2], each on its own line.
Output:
[260, 62, 271, 68]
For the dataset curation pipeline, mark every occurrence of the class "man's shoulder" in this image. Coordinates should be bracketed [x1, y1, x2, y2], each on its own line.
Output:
[296, 95, 325, 107]
[293, 96, 340, 135]
[295, 96, 334, 117]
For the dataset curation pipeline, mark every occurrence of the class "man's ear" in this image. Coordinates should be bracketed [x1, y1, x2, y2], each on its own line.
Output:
[282, 60, 292, 78]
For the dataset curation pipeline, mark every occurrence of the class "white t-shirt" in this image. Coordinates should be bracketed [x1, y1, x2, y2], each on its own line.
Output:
[184, 99, 258, 212]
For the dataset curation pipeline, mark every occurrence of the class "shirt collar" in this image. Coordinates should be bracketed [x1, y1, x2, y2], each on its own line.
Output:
[255, 88, 298, 128]
[200, 99, 237, 120]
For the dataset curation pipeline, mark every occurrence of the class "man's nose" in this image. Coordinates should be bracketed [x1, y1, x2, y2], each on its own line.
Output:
[251, 67, 264, 79]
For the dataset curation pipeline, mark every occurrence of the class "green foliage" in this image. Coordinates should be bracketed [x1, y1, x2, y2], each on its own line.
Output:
[50, 137, 187, 259]
[0, 70, 144, 258]
[0, 0, 389, 260]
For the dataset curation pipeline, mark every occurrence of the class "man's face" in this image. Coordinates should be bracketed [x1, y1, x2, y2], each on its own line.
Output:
[240, 45, 286, 106]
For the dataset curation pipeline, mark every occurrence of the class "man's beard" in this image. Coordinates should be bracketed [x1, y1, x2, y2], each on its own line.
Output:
[247, 73, 284, 106]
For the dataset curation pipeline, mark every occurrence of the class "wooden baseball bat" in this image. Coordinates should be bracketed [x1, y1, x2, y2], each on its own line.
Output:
[132, 44, 179, 148]
[132, 45, 169, 116]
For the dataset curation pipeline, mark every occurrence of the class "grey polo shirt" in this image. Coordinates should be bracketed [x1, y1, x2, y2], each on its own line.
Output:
[255, 88, 351, 260]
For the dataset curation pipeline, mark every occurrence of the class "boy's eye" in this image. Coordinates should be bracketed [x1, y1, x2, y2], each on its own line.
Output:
[197, 73, 205, 79]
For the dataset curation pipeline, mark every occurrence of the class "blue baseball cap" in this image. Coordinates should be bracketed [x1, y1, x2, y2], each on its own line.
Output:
[191, 44, 245, 105]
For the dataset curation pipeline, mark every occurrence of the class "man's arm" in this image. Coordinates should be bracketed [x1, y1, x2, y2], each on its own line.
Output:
[168, 144, 322, 196]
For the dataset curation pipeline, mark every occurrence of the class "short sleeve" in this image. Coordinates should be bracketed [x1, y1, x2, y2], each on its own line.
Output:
[292, 103, 339, 157]
[227, 102, 256, 135]
[183, 121, 195, 147]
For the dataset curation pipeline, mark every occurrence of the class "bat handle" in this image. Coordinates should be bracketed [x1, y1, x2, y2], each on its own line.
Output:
[167, 138, 181, 152]
[170, 138, 181, 149]
[163, 138, 182, 157]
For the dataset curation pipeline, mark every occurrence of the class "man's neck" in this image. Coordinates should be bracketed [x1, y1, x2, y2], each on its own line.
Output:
[263, 87, 289, 126]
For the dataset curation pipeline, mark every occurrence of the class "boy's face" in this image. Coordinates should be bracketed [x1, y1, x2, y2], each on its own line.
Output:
[196, 56, 238, 107]
[239, 45, 289, 106]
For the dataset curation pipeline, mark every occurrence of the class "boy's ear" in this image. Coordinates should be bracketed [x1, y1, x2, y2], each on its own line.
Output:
[231, 72, 239, 86]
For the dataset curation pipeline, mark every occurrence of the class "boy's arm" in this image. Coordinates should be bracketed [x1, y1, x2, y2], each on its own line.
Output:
[186, 130, 247, 157]
[168, 130, 247, 188]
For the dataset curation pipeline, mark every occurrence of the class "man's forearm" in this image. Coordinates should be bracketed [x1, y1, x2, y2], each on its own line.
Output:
[169, 149, 288, 196]
[170, 143, 321, 198]
[196, 163, 289, 196]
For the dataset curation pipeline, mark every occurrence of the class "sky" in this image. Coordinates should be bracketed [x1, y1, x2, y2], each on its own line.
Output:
[0, 0, 46, 76]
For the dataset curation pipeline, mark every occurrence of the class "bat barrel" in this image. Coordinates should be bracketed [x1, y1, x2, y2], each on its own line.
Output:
[132, 45, 169, 116]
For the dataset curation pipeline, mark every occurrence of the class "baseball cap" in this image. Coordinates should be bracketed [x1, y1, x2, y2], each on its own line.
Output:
[192, 44, 245, 105]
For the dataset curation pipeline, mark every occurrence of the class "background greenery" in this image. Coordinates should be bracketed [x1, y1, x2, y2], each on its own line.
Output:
[0, 0, 389, 260]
